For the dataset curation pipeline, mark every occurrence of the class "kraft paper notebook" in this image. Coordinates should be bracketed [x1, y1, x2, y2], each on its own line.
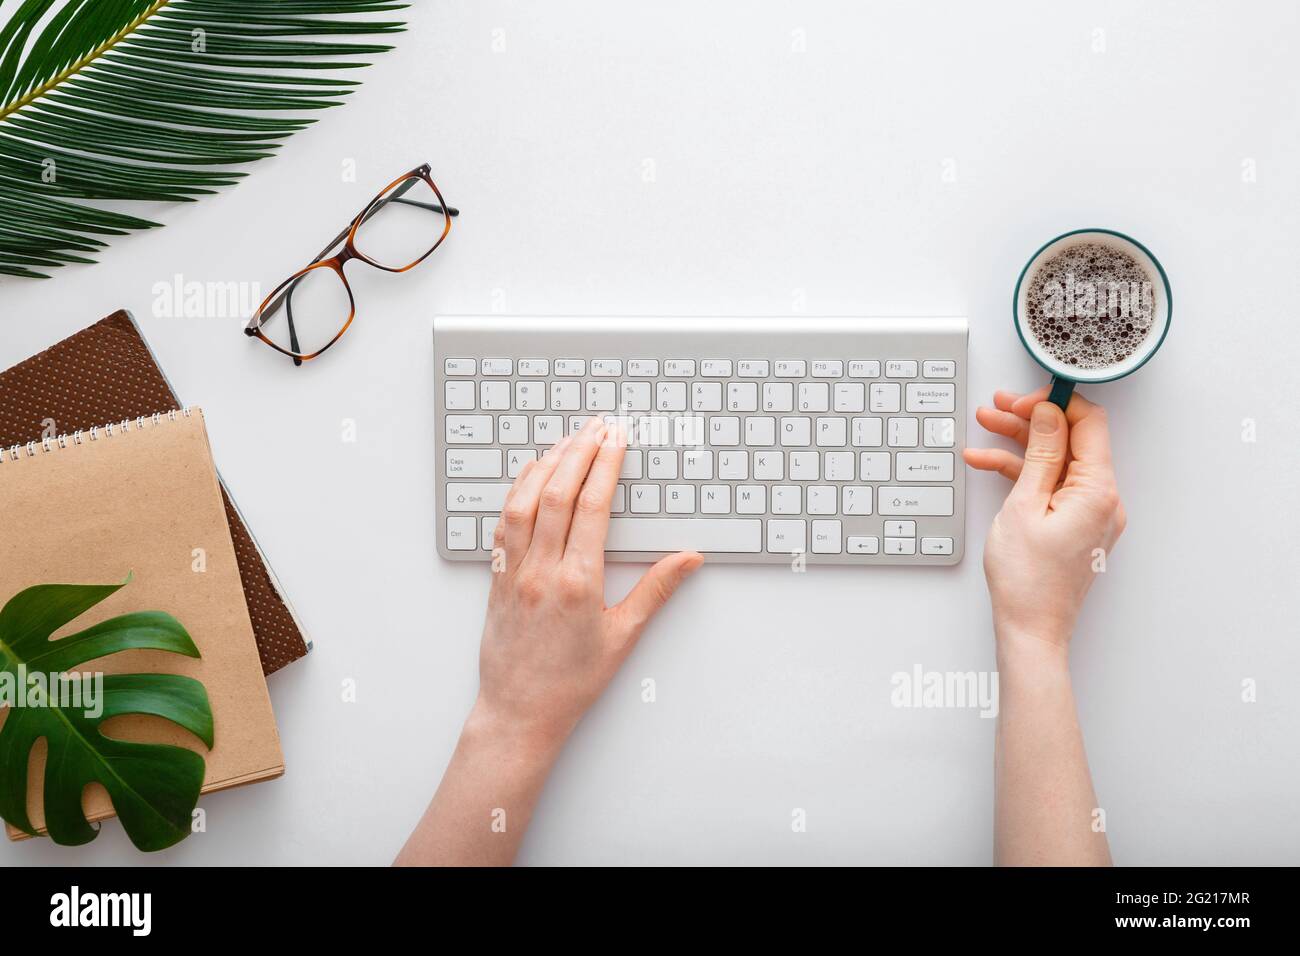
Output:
[0, 310, 310, 675]
[0, 408, 283, 840]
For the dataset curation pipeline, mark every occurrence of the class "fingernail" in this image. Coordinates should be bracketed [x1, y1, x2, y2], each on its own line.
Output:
[1031, 403, 1059, 434]
[683, 552, 705, 573]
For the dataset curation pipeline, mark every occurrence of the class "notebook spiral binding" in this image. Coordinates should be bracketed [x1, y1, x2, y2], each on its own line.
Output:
[0, 407, 195, 464]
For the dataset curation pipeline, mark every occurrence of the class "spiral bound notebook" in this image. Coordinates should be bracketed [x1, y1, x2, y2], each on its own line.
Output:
[0, 310, 310, 674]
[0, 407, 284, 842]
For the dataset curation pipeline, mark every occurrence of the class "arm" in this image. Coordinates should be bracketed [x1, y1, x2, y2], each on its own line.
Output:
[395, 417, 703, 866]
[965, 388, 1126, 866]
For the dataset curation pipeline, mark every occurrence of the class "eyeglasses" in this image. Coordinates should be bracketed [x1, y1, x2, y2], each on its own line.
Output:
[244, 163, 459, 365]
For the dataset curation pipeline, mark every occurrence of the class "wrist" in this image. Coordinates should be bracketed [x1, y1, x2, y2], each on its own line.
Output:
[995, 626, 1072, 677]
[461, 697, 572, 768]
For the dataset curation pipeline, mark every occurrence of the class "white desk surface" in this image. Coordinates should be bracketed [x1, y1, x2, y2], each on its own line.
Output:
[3, 1, 1298, 866]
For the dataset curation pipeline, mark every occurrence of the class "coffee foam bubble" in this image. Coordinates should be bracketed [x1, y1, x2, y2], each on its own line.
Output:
[1025, 241, 1155, 370]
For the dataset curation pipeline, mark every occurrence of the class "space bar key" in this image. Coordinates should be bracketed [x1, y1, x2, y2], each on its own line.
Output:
[605, 518, 762, 553]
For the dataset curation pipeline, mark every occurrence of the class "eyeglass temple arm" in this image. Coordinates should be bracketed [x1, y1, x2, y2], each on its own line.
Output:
[254, 181, 460, 325]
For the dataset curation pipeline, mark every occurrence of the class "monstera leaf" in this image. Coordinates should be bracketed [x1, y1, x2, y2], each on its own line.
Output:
[0, 0, 406, 278]
[0, 578, 212, 851]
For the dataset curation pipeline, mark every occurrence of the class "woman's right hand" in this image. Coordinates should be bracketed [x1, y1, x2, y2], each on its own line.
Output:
[963, 388, 1126, 648]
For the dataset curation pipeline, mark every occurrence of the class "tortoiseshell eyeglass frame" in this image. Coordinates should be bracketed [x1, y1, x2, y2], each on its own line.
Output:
[244, 163, 459, 365]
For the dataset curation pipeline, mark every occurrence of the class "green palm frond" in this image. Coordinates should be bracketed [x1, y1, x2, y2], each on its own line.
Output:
[0, 0, 406, 278]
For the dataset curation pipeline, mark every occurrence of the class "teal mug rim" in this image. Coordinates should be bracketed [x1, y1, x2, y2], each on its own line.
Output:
[1012, 227, 1173, 385]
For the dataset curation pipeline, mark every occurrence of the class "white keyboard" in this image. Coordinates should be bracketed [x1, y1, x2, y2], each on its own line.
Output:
[434, 316, 967, 566]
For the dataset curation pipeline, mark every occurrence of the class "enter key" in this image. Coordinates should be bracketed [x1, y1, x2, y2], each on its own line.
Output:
[894, 452, 954, 482]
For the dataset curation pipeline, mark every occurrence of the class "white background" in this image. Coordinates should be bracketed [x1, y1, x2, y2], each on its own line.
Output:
[3, 0, 1298, 865]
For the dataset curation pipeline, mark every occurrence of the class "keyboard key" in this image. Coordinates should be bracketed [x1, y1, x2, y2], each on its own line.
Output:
[606, 517, 762, 553]
[518, 358, 549, 376]
[445, 381, 475, 409]
[445, 358, 476, 376]
[664, 359, 696, 377]
[692, 382, 723, 411]
[878, 486, 955, 516]
[841, 485, 872, 515]
[709, 416, 741, 446]
[700, 484, 731, 513]
[905, 383, 955, 413]
[515, 381, 545, 410]
[815, 417, 847, 446]
[884, 520, 916, 537]
[767, 519, 807, 553]
[657, 382, 687, 410]
[533, 416, 563, 444]
[619, 449, 643, 479]
[923, 360, 955, 378]
[924, 417, 956, 448]
[780, 417, 811, 446]
[851, 417, 884, 447]
[728, 382, 758, 411]
[885, 536, 917, 555]
[701, 360, 732, 377]
[620, 381, 652, 411]
[481, 358, 513, 376]
[834, 382, 865, 412]
[789, 451, 819, 480]
[870, 383, 901, 413]
[775, 360, 806, 377]
[666, 485, 696, 514]
[482, 517, 499, 550]
[807, 486, 836, 515]
[445, 415, 493, 444]
[847, 535, 879, 554]
[848, 360, 880, 378]
[555, 359, 586, 376]
[753, 451, 782, 480]
[887, 417, 919, 447]
[811, 360, 843, 378]
[811, 519, 842, 553]
[718, 450, 748, 480]
[551, 381, 580, 410]
[446, 483, 511, 511]
[763, 382, 794, 412]
[628, 359, 659, 377]
[629, 484, 661, 513]
[921, 536, 955, 555]
[447, 516, 477, 550]
[799, 382, 829, 412]
[586, 381, 617, 410]
[506, 449, 536, 477]
[885, 360, 917, 378]
[675, 416, 705, 446]
[591, 359, 623, 377]
[480, 381, 510, 409]
[447, 449, 502, 478]
[737, 359, 770, 377]
[648, 450, 678, 479]
[497, 416, 528, 445]
[683, 449, 714, 479]
[736, 485, 766, 513]
[610, 485, 627, 514]
[858, 452, 890, 481]
[824, 451, 855, 480]
[746, 417, 775, 446]
[638, 416, 671, 446]
[772, 485, 801, 514]
[895, 452, 954, 482]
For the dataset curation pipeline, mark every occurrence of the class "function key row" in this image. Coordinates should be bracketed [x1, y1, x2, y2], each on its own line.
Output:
[445, 358, 956, 379]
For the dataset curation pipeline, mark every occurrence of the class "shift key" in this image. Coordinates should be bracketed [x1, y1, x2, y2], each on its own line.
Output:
[877, 486, 954, 516]
[446, 483, 512, 512]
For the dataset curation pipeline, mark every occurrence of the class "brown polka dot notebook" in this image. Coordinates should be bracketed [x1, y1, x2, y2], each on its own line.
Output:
[0, 310, 311, 675]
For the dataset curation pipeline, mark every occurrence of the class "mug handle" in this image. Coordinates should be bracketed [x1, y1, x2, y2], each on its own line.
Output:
[1047, 375, 1075, 411]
